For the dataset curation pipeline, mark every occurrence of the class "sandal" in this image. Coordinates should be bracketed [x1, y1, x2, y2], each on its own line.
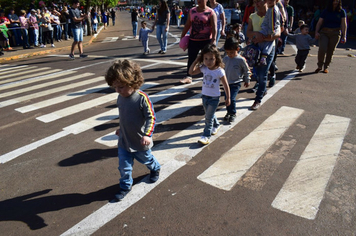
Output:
[179, 76, 192, 84]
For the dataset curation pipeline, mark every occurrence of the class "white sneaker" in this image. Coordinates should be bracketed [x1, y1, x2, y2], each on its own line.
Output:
[40, 44, 46, 48]
[51, 44, 55, 48]
[198, 136, 210, 145]
[212, 125, 221, 135]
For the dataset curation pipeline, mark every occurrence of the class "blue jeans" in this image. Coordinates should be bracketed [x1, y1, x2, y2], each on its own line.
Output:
[118, 147, 161, 190]
[132, 21, 138, 37]
[10, 27, 22, 46]
[202, 95, 220, 137]
[156, 24, 168, 51]
[255, 46, 275, 103]
[216, 29, 221, 45]
[21, 29, 30, 48]
[55, 24, 62, 40]
[279, 33, 287, 53]
[72, 27, 83, 42]
[33, 29, 39, 46]
[226, 83, 241, 115]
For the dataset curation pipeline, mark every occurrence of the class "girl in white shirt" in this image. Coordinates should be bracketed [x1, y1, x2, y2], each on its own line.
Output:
[189, 44, 230, 145]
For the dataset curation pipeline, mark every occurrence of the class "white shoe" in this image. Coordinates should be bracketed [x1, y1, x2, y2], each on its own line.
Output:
[51, 44, 55, 48]
[147, 48, 150, 54]
[212, 125, 220, 135]
[198, 136, 210, 145]
[40, 44, 46, 48]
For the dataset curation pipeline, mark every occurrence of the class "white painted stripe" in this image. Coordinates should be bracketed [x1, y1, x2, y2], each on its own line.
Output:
[133, 58, 187, 66]
[0, 66, 37, 76]
[36, 82, 158, 123]
[0, 70, 76, 91]
[101, 37, 119, 43]
[0, 74, 97, 108]
[197, 106, 304, 191]
[0, 73, 94, 99]
[271, 114, 350, 220]
[0, 130, 70, 164]
[0, 68, 57, 84]
[0, 65, 29, 72]
[95, 94, 202, 147]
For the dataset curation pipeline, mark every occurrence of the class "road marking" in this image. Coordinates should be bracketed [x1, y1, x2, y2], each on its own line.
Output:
[101, 37, 119, 43]
[197, 106, 304, 191]
[271, 114, 350, 220]
[0, 66, 37, 76]
[0, 73, 96, 108]
[0, 68, 60, 85]
[0, 70, 76, 90]
[0, 73, 94, 99]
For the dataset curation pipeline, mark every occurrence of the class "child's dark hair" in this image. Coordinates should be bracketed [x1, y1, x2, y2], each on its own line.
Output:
[105, 60, 144, 90]
[300, 24, 309, 31]
[197, 44, 224, 68]
[232, 23, 242, 31]
[224, 37, 240, 51]
[141, 20, 146, 25]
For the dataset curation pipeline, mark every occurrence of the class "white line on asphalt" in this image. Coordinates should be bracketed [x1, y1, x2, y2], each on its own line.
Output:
[197, 106, 304, 191]
[0, 73, 96, 108]
[0, 66, 37, 76]
[101, 37, 119, 43]
[271, 114, 350, 220]
[0, 68, 59, 85]
[0, 73, 94, 99]
[0, 70, 76, 91]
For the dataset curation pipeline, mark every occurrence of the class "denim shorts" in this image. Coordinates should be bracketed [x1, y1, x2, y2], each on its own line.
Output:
[72, 27, 83, 42]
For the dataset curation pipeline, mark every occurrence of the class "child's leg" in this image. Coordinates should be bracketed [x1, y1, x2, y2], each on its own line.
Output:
[118, 147, 134, 190]
[226, 83, 241, 115]
[299, 50, 310, 70]
[202, 95, 220, 137]
[295, 51, 301, 69]
[133, 149, 161, 172]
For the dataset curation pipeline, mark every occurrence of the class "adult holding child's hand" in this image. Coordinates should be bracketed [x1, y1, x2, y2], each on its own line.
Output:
[179, 0, 217, 84]
[314, 0, 347, 74]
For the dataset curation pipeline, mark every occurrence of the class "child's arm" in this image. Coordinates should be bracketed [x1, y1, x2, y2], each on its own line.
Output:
[241, 58, 251, 87]
[140, 91, 156, 146]
[188, 56, 201, 75]
[139, 29, 142, 41]
[220, 75, 231, 107]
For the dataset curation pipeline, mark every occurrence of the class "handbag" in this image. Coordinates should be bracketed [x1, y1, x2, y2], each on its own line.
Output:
[179, 34, 189, 51]
[93, 18, 98, 24]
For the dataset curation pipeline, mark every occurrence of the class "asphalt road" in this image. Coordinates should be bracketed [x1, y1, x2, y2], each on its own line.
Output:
[0, 11, 356, 236]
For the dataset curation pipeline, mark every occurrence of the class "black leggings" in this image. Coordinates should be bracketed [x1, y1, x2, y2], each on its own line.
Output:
[187, 39, 211, 76]
[42, 31, 53, 45]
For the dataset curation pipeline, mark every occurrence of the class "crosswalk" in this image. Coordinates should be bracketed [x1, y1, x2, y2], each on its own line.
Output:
[0, 61, 351, 235]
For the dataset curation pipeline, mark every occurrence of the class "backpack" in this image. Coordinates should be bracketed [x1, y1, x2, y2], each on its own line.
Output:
[243, 43, 261, 67]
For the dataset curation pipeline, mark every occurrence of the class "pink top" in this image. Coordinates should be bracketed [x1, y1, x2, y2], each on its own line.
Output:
[29, 15, 39, 29]
[19, 16, 29, 29]
[189, 7, 214, 41]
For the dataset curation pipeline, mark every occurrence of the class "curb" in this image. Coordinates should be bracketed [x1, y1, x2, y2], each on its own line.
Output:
[0, 26, 103, 63]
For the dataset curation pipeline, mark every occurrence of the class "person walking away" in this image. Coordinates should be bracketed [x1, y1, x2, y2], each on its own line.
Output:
[139, 21, 154, 54]
[152, 0, 170, 54]
[105, 60, 161, 201]
[223, 37, 250, 122]
[188, 44, 230, 145]
[111, 9, 116, 26]
[175, 6, 182, 28]
[210, 0, 225, 47]
[278, 0, 293, 54]
[285, 24, 317, 72]
[179, 0, 217, 84]
[314, 0, 347, 73]
[68, 0, 88, 59]
[131, 8, 138, 39]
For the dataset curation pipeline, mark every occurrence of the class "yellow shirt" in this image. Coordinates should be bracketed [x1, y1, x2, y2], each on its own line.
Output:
[249, 12, 264, 32]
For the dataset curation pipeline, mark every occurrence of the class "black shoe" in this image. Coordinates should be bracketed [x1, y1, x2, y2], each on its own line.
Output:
[150, 169, 160, 183]
[80, 54, 88, 58]
[158, 50, 162, 54]
[224, 113, 230, 121]
[229, 114, 236, 122]
[115, 189, 131, 201]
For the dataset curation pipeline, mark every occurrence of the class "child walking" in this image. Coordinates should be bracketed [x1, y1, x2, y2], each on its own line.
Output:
[223, 37, 251, 122]
[257, 0, 280, 65]
[189, 44, 231, 145]
[285, 24, 316, 72]
[139, 21, 154, 55]
[105, 60, 161, 201]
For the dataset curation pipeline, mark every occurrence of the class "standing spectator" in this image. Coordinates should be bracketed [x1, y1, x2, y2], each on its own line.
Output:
[175, 6, 182, 28]
[37, 9, 43, 46]
[0, 18, 12, 51]
[52, 9, 62, 42]
[231, 3, 242, 24]
[278, 0, 294, 54]
[314, 0, 347, 73]
[68, 0, 88, 59]
[152, 0, 170, 54]
[19, 10, 31, 49]
[39, 11, 54, 48]
[179, 0, 217, 84]
[8, 9, 22, 46]
[242, 0, 255, 41]
[111, 9, 116, 26]
[91, 8, 98, 34]
[131, 8, 138, 39]
[210, 0, 225, 46]
[61, 6, 71, 40]
[247, 0, 281, 110]
[29, 9, 39, 47]
[105, 60, 161, 201]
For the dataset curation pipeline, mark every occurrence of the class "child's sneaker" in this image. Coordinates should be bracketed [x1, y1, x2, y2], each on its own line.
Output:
[115, 189, 131, 201]
[198, 136, 210, 145]
[229, 114, 236, 122]
[212, 125, 221, 135]
[259, 57, 267, 65]
[149, 169, 160, 183]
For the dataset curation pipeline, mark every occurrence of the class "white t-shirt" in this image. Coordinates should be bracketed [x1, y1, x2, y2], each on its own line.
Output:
[200, 65, 225, 97]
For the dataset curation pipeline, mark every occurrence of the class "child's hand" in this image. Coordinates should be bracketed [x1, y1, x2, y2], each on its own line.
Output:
[244, 82, 250, 88]
[141, 136, 151, 146]
[115, 129, 120, 136]
[225, 98, 231, 107]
